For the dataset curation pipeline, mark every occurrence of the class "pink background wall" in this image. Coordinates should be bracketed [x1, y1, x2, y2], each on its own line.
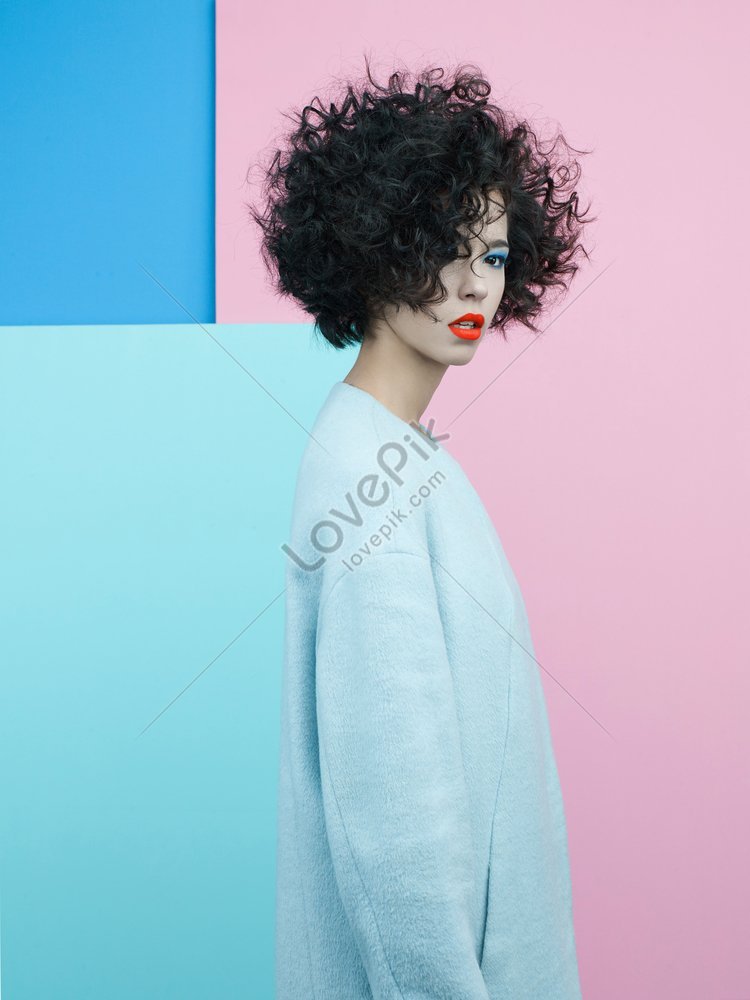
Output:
[217, 2, 750, 996]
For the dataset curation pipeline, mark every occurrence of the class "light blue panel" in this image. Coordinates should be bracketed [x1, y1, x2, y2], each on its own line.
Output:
[0, 0, 215, 325]
[0, 324, 354, 999]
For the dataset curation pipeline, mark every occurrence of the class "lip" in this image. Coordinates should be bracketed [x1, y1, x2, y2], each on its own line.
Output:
[448, 312, 485, 341]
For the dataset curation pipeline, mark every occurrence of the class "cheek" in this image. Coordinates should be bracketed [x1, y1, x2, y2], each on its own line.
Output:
[407, 315, 446, 353]
[388, 307, 439, 349]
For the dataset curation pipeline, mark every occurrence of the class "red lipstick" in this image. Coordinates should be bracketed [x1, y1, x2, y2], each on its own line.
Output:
[448, 312, 484, 341]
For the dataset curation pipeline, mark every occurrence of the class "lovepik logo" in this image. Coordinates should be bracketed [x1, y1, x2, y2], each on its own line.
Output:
[281, 419, 450, 572]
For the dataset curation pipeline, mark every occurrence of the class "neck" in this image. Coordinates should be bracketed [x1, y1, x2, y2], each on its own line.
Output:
[343, 331, 447, 426]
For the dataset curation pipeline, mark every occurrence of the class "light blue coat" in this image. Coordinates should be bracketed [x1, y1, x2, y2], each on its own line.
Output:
[276, 381, 583, 999]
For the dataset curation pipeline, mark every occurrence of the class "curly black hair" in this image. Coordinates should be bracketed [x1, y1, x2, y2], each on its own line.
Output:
[245, 57, 597, 349]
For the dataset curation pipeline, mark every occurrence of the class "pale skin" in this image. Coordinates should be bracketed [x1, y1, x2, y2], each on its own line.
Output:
[343, 188, 510, 428]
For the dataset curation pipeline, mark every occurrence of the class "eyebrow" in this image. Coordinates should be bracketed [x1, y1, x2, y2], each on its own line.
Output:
[455, 235, 510, 255]
[462, 234, 509, 250]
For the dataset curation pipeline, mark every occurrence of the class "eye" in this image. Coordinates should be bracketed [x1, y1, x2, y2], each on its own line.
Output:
[484, 253, 508, 269]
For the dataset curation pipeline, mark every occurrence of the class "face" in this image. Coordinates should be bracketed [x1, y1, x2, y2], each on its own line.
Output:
[369, 189, 509, 367]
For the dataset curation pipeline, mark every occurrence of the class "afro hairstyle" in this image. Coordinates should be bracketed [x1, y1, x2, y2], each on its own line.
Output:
[246, 57, 597, 349]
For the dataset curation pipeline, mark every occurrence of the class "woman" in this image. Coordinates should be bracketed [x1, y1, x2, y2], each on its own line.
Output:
[249, 58, 595, 999]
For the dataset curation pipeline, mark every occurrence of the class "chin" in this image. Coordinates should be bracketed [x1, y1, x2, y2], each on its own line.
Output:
[443, 336, 483, 365]
[447, 352, 478, 367]
[426, 344, 480, 367]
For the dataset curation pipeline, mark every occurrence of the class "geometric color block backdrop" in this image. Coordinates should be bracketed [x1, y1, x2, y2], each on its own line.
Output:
[0, 324, 352, 998]
[1, 0, 749, 995]
[0, 1, 215, 326]
[218, 2, 750, 992]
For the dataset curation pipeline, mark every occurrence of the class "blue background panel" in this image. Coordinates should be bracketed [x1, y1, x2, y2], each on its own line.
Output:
[0, 1, 216, 326]
[0, 324, 352, 999]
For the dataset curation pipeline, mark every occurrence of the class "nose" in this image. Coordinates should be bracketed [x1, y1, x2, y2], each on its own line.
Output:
[460, 272, 490, 302]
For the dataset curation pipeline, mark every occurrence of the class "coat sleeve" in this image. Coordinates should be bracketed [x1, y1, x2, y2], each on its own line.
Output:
[315, 549, 491, 1000]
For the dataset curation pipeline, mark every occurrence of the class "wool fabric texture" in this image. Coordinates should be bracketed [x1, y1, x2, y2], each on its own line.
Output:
[276, 380, 582, 999]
